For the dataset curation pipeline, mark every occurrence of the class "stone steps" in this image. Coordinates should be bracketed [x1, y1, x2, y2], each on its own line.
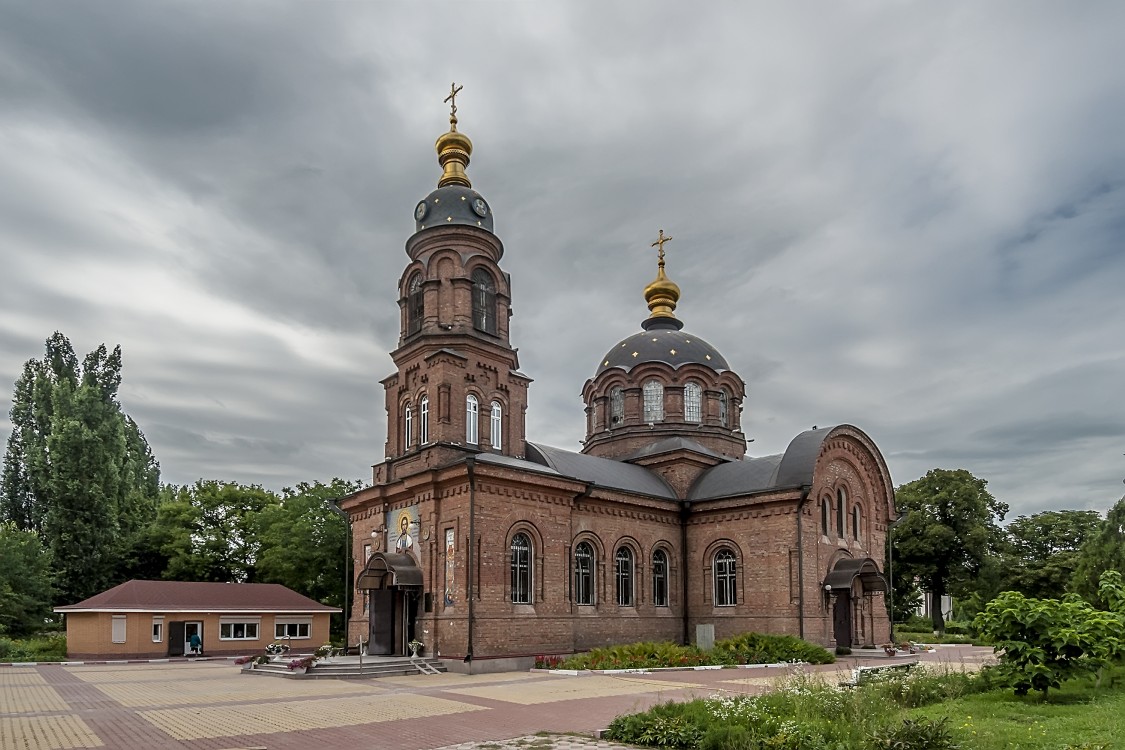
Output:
[243, 656, 446, 680]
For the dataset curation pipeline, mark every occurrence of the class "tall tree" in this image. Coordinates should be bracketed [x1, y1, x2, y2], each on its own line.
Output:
[0, 522, 54, 636]
[1001, 509, 1103, 600]
[0, 333, 161, 604]
[1071, 496, 1125, 607]
[892, 468, 1008, 633]
[158, 480, 279, 582]
[256, 478, 363, 635]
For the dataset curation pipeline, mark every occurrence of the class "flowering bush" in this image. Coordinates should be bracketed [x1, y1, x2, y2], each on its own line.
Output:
[233, 655, 254, 665]
[287, 656, 315, 671]
[534, 655, 564, 669]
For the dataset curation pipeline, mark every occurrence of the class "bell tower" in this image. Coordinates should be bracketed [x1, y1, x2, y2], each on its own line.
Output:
[377, 85, 531, 484]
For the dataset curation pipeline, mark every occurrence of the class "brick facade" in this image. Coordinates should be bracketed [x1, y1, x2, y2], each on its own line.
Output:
[340, 120, 894, 670]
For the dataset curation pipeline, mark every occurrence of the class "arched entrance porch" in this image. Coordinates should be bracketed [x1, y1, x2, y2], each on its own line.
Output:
[824, 557, 887, 648]
[356, 552, 422, 656]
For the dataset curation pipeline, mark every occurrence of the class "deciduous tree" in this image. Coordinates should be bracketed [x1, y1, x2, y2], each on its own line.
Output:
[1001, 509, 1103, 600]
[1071, 496, 1125, 606]
[892, 468, 1008, 633]
[0, 522, 54, 636]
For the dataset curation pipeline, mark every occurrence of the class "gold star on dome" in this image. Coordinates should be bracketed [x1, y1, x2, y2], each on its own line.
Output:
[705, 355, 712, 360]
[670, 349, 677, 355]
[603, 360, 609, 366]
[632, 352, 639, 358]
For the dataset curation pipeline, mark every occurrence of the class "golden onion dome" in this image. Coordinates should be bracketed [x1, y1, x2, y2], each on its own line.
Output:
[643, 229, 681, 322]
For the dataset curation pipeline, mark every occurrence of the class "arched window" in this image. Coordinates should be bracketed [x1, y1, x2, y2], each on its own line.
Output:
[407, 275, 424, 335]
[609, 387, 624, 427]
[821, 497, 830, 535]
[472, 268, 497, 334]
[652, 549, 669, 607]
[403, 404, 413, 449]
[642, 380, 664, 422]
[714, 548, 737, 606]
[419, 396, 430, 444]
[718, 388, 729, 427]
[684, 382, 702, 423]
[852, 505, 861, 540]
[490, 401, 502, 449]
[837, 488, 847, 538]
[574, 542, 594, 605]
[615, 547, 634, 606]
[510, 533, 532, 604]
[465, 395, 479, 445]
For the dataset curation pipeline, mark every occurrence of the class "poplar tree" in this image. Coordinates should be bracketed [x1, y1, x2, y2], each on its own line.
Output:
[0, 333, 161, 604]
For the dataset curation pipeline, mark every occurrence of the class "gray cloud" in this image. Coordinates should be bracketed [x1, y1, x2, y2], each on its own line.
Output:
[1, 2, 1123, 517]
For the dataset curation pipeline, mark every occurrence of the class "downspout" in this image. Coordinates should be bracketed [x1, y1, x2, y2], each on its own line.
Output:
[795, 484, 812, 640]
[465, 457, 476, 665]
[679, 500, 691, 646]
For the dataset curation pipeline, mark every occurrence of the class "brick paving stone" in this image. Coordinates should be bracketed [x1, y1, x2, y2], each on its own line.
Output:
[0, 646, 996, 750]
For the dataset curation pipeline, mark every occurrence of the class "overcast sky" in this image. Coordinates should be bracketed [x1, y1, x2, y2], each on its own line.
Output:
[1, 2, 1122, 519]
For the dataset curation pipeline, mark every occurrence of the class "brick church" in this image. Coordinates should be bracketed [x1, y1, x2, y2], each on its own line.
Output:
[340, 94, 895, 671]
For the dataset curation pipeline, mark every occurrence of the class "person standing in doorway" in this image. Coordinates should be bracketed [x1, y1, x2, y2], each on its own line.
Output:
[189, 632, 202, 656]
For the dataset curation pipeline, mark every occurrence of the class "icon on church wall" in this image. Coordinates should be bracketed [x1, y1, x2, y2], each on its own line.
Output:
[388, 506, 420, 561]
[444, 528, 455, 607]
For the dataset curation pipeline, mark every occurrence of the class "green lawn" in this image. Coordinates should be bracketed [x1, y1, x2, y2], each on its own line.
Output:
[912, 674, 1124, 749]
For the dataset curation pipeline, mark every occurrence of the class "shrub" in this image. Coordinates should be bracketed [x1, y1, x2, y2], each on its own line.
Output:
[700, 724, 755, 750]
[0, 634, 66, 662]
[558, 641, 709, 670]
[713, 632, 835, 665]
[836, 646, 852, 656]
[868, 717, 960, 750]
[605, 700, 710, 747]
[534, 654, 563, 669]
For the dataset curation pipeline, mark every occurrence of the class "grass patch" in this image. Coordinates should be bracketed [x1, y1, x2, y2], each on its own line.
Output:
[910, 669, 1125, 749]
[0, 634, 66, 662]
[605, 664, 992, 749]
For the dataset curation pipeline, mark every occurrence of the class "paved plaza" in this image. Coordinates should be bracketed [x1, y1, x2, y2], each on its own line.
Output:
[1, 647, 994, 750]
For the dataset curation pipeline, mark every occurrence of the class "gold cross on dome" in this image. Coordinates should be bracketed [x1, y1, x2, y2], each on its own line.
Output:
[651, 229, 673, 266]
[444, 82, 464, 130]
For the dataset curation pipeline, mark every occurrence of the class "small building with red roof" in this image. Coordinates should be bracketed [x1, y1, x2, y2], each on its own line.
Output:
[54, 580, 339, 660]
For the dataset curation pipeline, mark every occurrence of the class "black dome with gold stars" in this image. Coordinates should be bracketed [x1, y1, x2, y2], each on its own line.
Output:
[413, 185, 494, 233]
[597, 318, 730, 375]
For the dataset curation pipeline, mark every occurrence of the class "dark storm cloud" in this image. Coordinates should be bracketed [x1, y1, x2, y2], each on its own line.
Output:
[1, 1, 1123, 517]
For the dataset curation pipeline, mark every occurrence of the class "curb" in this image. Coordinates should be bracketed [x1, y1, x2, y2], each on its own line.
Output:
[535, 660, 801, 676]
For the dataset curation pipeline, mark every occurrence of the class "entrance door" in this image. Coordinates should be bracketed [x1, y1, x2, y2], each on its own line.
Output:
[370, 590, 395, 655]
[184, 621, 203, 655]
[833, 591, 852, 648]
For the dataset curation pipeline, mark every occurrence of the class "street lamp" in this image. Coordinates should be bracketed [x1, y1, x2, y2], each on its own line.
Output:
[325, 500, 351, 647]
[887, 512, 908, 644]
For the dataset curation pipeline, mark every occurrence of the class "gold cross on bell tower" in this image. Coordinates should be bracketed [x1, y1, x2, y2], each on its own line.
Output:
[444, 82, 464, 131]
[651, 229, 673, 267]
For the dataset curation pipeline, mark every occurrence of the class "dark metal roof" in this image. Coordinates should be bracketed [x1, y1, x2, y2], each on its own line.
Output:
[413, 185, 494, 233]
[773, 426, 834, 488]
[688, 454, 784, 500]
[824, 557, 886, 592]
[596, 321, 730, 375]
[357, 553, 423, 590]
[624, 437, 732, 464]
[687, 426, 839, 500]
[54, 580, 338, 613]
[525, 442, 676, 500]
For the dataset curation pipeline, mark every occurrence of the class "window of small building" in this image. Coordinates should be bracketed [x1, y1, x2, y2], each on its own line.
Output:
[407, 275, 424, 335]
[419, 396, 430, 444]
[609, 387, 624, 427]
[684, 382, 702, 423]
[642, 380, 664, 422]
[615, 547, 634, 606]
[837, 487, 847, 538]
[403, 403, 412, 448]
[852, 505, 862, 540]
[719, 389, 729, 427]
[574, 542, 595, 605]
[219, 618, 260, 640]
[652, 549, 669, 607]
[714, 548, 737, 606]
[472, 268, 497, 334]
[490, 401, 503, 449]
[466, 394, 479, 445]
[151, 616, 163, 643]
[510, 533, 532, 604]
[111, 615, 126, 644]
[274, 618, 312, 639]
